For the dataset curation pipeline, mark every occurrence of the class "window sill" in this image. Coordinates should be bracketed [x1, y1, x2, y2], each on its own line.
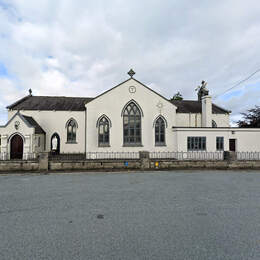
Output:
[98, 144, 111, 147]
[123, 144, 143, 147]
[155, 144, 166, 147]
[66, 141, 77, 144]
[187, 150, 207, 152]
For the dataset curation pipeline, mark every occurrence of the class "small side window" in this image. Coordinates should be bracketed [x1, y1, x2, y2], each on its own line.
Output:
[216, 137, 224, 151]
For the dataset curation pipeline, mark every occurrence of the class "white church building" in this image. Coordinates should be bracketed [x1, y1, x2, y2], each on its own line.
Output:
[0, 70, 260, 160]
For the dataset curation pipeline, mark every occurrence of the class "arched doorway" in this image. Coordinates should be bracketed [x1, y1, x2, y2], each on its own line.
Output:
[10, 134, 24, 159]
[51, 133, 60, 154]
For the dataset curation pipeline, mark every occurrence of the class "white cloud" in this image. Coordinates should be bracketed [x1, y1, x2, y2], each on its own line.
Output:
[0, 78, 24, 124]
[0, 0, 260, 126]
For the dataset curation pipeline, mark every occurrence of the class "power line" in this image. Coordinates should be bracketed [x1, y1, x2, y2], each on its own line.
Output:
[213, 68, 260, 99]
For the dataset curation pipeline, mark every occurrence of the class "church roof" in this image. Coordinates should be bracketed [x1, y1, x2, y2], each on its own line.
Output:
[21, 115, 46, 134]
[7, 95, 94, 111]
[0, 111, 45, 134]
[170, 100, 230, 114]
[7, 93, 230, 114]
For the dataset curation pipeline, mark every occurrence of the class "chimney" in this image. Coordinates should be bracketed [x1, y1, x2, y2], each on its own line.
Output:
[201, 95, 212, 127]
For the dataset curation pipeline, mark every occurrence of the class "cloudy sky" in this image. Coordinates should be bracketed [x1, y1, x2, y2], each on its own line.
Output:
[0, 0, 260, 125]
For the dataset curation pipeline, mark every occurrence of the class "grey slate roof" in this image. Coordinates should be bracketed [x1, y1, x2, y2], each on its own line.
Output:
[21, 115, 46, 134]
[7, 95, 230, 114]
[7, 95, 94, 111]
[170, 100, 230, 114]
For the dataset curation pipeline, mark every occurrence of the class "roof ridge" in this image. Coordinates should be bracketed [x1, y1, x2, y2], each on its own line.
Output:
[170, 99, 200, 102]
[27, 95, 94, 98]
[7, 95, 94, 111]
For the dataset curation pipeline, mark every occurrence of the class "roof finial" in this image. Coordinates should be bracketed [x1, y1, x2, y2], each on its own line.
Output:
[128, 69, 135, 78]
[29, 89, 32, 96]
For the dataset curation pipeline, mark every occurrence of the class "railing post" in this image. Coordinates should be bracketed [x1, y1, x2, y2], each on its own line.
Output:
[139, 151, 150, 169]
[223, 151, 237, 161]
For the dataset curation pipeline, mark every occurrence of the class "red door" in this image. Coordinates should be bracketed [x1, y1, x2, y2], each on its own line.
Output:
[11, 135, 23, 159]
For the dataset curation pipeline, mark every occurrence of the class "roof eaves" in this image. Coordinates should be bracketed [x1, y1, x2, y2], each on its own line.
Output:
[85, 78, 132, 105]
[86, 77, 177, 109]
[21, 115, 46, 134]
[132, 78, 177, 108]
[212, 103, 231, 114]
[0, 111, 33, 129]
[17, 113, 35, 129]
[6, 95, 31, 109]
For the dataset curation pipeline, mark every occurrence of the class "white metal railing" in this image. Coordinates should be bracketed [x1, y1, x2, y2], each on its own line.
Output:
[0, 152, 8, 160]
[86, 152, 140, 160]
[1, 151, 260, 161]
[150, 151, 224, 160]
[23, 153, 37, 160]
[236, 152, 260, 160]
[0, 152, 37, 161]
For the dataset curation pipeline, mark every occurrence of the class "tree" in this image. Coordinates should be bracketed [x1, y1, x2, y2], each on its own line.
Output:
[171, 92, 183, 101]
[237, 106, 260, 127]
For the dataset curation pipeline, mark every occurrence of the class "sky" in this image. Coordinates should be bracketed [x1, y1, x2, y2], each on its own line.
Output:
[0, 0, 260, 125]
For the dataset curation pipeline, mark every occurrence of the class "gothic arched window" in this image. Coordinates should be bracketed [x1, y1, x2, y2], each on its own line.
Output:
[123, 102, 142, 146]
[155, 117, 166, 146]
[66, 119, 77, 143]
[98, 116, 110, 146]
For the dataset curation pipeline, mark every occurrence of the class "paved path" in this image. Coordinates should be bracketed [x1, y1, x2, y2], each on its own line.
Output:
[0, 170, 260, 260]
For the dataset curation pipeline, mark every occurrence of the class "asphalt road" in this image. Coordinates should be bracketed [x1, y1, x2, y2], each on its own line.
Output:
[0, 170, 260, 260]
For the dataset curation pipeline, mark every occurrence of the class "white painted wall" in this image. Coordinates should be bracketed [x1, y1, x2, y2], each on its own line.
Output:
[33, 134, 45, 153]
[86, 78, 177, 152]
[212, 113, 230, 127]
[173, 128, 260, 152]
[0, 113, 35, 158]
[202, 96, 212, 127]
[8, 110, 86, 153]
[229, 129, 260, 151]
[176, 113, 202, 127]
[176, 113, 229, 127]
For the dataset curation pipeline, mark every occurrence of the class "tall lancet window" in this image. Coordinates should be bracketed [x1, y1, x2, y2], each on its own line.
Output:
[155, 117, 166, 146]
[66, 119, 77, 143]
[123, 102, 142, 146]
[98, 116, 110, 146]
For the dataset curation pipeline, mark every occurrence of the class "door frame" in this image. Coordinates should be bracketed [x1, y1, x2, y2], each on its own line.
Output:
[10, 133, 24, 160]
[229, 138, 236, 152]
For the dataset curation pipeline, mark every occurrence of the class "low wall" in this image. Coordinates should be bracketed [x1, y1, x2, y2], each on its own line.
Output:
[150, 159, 260, 170]
[49, 160, 141, 171]
[48, 159, 260, 171]
[1, 157, 260, 173]
[0, 160, 39, 172]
